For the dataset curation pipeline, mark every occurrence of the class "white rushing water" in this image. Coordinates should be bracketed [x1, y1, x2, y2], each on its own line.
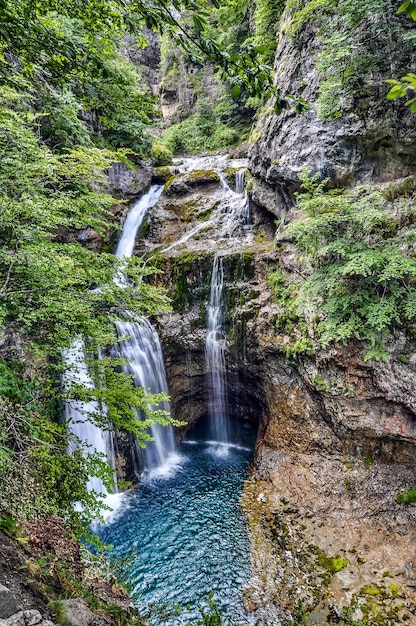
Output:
[115, 186, 178, 475]
[64, 183, 173, 496]
[113, 317, 180, 477]
[206, 255, 229, 443]
[116, 185, 163, 259]
[162, 158, 250, 253]
[63, 338, 111, 495]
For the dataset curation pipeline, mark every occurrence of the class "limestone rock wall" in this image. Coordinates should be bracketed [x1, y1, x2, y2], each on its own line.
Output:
[249, 3, 416, 213]
[239, 2, 416, 621]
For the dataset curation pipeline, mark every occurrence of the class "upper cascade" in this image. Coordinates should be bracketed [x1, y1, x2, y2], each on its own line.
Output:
[162, 155, 251, 253]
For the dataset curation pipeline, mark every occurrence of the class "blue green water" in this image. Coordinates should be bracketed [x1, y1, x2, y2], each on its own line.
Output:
[98, 429, 255, 624]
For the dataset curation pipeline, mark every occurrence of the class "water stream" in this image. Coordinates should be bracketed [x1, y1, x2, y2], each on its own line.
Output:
[206, 255, 229, 443]
[113, 317, 179, 476]
[114, 185, 177, 474]
[63, 338, 112, 495]
[64, 185, 170, 495]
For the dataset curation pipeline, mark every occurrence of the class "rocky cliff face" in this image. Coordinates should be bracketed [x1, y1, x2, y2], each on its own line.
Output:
[249, 2, 416, 214]
[240, 3, 416, 623]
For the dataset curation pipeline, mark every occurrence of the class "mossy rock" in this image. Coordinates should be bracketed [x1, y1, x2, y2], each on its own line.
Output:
[164, 170, 220, 196]
[223, 167, 240, 188]
[152, 166, 173, 183]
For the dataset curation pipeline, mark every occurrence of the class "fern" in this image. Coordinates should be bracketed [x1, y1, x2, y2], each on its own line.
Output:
[281, 173, 416, 360]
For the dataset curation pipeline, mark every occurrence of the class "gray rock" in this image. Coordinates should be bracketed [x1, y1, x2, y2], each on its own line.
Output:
[60, 598, 109, 626]
[0, 610, 25, 626]
[0, 585, 20, 619]
[23, 610, 43, 625]
[108, 162, 152, 197]
[249, 8, 416, 205]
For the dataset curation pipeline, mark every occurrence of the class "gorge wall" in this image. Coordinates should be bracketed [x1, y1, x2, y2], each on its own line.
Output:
[127, 3, 416, 623]
[243, 3, 416, 623]
[130, 158, 415, 623]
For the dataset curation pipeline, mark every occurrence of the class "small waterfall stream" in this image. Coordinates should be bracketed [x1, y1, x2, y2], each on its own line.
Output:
[115, 184, 163, 259]
[206, 255, 229, 443]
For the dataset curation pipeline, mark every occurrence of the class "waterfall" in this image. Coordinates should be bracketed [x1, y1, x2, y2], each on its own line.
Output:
[162, 159, 250, 253]
[114, 185, 178, 475]
[235, 169, 245, 194]
[116, 185, 163, 259]
[206, 255, 229, 443]
[63, 338, 112, 495]
[113, 318, 177, 474]
[63, 183, 172, 491]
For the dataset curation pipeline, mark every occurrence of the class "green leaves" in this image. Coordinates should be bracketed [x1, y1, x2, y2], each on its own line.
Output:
[385, 3, 416, 112]
[282, 172, 416, 360]
[386, 74, 416, 113]
[231, 84, 241, 101]
[397, 0, 416, 20]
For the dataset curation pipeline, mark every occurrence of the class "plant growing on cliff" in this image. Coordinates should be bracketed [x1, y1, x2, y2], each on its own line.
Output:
[286, 0, 415, 120]
[396, 485, 416, 504]
[281, 170, 416, 361]
[386, 1, 416, 112]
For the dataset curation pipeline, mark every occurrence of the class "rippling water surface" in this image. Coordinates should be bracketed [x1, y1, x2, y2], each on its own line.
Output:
[98, 431, 254, 624]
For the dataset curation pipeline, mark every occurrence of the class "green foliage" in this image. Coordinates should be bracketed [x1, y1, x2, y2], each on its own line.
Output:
[183, 592, 238, 625]
[398, 0, 416, 19]
[0, 513, 18, 537]
[292, 599, 309, 626]
[48, 600, 69, 626]
[151, 141, 173, 166]
[159, 98, 242, 154]
[396, 485, 416, 504]
[269, 268, 315, 359]
[339, 605, 367, 626]
[0, 84, 174, 534]
[247, 0, 286, 66]
[0, 1, 158, 156]
[283, 171, 416, 360]
[387, 73, 416, 113]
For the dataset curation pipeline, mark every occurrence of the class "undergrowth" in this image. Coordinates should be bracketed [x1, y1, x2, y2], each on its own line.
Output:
[274, 170, 416, 361]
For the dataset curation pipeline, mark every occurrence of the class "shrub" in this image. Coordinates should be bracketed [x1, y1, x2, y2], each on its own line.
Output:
[283, 170, 416, 361]
[151, 141, 173, 166]
[396, 486, 416, 504]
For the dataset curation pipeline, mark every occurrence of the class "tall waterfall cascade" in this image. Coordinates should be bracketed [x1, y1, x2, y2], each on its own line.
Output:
[115, 186, 178, 475]
[64, 184, 170, 494]
[113, 317, 178, 476]
[168, 155, 252, 446]
[206, 255, 229, 443]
